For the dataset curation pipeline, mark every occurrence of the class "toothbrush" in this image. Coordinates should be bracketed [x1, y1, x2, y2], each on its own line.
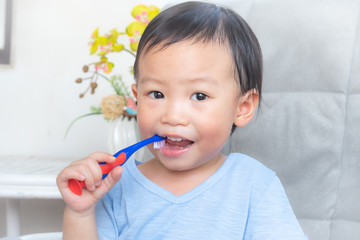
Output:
[68, 135, 166, 195]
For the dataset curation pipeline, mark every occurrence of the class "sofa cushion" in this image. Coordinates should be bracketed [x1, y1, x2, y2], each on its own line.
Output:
[223, 0, 360, 239]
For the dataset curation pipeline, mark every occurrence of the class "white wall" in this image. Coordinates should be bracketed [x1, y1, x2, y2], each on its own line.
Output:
[0, 0, 175, 160]
[0, 0, 173, 236]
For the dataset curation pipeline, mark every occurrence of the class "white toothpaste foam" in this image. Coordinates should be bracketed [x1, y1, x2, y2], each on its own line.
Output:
[153, 140, 166, 149]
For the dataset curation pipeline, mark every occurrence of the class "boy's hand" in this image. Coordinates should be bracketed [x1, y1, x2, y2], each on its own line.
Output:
[56, 152, 123, 214]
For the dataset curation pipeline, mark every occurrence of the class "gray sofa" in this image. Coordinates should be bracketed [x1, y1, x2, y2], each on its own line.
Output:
[223, 0, 360, 239]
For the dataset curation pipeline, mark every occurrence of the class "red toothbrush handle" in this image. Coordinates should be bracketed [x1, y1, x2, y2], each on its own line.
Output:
[68, 152, 127, 196]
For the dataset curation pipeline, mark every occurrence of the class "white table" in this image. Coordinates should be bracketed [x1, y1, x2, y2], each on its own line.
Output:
[0, 156, 71, 237]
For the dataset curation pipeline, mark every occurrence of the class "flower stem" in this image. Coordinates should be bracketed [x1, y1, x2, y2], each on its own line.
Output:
[64, 112, 102, 139]
[96, 72, 111, 81]
[123, 48, 136, 57]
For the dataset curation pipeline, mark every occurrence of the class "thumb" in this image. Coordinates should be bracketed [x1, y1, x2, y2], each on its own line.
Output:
[94, 166, 123, 199]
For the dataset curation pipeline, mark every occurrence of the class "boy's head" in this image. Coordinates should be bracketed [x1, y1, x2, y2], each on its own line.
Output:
[133, 1, 263, 134]
[131, 1, 263, 170]
[134, 1, 262, 103]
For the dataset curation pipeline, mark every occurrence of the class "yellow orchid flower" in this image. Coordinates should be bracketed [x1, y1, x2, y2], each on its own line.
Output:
[147, 5, 160, 21]
[90, 42, 98, 55]
[97, 36, 108, 46]
[89, 28, 99, 55]
[127, 5, 160, 51]
[131, 4, 160, 24]
[129, 42, 138, 52]
[113, 44, 125, 52]
[95, 58, 114, 74]
[126, 21, 147, 51]
[126, 21, 147, 36]
[107, 29, 124, 44]
[103, 62, 114, 73]
[90, 5, 160, 55]
[71, 3, 161, 130]
[131, 5, 150, 24]
[89, 29, 109, 55]
[98, 41, 113, 56]
[91, 27, 99, 39]
[90, 28, 124, 55]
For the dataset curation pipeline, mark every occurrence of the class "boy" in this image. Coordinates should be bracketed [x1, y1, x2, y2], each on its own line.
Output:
[57, 1, 307, 239]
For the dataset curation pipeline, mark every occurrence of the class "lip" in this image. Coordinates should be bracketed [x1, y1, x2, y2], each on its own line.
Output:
[156, 134, 193, 157]
[161, 144, 191, 157]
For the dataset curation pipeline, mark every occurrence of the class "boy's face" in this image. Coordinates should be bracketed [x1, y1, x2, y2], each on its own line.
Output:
[132, 40, 248, 172]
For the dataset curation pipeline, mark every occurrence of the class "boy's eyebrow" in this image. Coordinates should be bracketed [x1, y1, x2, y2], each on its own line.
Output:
[138, 76, 161, 84]
[138, 75, 221, 85]
[189, 77, 219, 85]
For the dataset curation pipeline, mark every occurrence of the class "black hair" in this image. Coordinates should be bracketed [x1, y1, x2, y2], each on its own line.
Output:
[133, 1, 263, 133]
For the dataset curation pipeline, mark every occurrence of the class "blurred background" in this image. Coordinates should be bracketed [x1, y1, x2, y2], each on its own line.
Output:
[0, 0, 182, 236]
[3, 0, 358, 239]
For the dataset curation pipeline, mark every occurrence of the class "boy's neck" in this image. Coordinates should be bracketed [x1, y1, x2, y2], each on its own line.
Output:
[137, 154, 226, 196]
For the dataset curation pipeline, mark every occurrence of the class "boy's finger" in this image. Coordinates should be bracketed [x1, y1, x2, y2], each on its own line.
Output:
[88, 152, 116, 163]
[56, 167, 86, 199]
[85, 160, 104, 187]
[74, 164, 97, 192]
[93, 166, 123, 199]
[61, 163, 96, 192]
[57, 166, 85, 186]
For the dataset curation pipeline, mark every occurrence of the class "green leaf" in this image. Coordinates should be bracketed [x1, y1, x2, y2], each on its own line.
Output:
[109, 75, 131, 97]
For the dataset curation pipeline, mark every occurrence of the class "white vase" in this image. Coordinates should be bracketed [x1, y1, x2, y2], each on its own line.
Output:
[108, 117, 146, 161]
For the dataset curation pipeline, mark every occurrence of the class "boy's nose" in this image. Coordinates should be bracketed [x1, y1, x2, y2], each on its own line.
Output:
[160, 101, 189, 126]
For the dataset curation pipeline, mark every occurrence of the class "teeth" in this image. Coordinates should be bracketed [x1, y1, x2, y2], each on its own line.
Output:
[167, 137, 183, 141]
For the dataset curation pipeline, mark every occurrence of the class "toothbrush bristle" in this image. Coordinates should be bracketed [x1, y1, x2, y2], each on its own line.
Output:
[153, 140, 165, 149]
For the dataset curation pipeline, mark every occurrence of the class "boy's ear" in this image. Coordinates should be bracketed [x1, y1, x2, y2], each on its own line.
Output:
[234, 90, 259, 127]
[131, 84, 138, 99]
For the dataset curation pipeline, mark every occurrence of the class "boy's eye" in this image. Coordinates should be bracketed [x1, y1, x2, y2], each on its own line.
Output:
[191, 92, 208, 101]
[149, 91, 164, 99]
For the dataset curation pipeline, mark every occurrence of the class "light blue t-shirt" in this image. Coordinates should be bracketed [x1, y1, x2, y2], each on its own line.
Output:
[96, 153, 307, 239]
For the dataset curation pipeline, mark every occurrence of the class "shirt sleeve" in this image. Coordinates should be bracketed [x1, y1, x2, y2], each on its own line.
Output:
[244, 176, 308, 240]
[95, 193, 119, 240]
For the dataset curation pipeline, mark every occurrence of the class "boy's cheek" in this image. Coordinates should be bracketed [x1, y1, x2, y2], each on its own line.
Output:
[198, 114, 233, 140]
[136, 108, 155, 138]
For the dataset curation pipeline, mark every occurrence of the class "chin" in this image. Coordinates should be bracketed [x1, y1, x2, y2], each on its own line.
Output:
[161, 160, 187, 171]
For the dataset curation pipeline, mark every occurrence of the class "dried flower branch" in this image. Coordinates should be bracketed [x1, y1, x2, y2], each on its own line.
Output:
[65, 4, 160, 138]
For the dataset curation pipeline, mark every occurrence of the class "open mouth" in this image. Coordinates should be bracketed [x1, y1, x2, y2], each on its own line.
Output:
[165, 136, 194, 149]
[162, 136, 193, 157]
[154, 135, 194, 157]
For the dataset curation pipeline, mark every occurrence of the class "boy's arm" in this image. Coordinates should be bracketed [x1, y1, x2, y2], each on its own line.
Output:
[63, 206, 98, 240]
